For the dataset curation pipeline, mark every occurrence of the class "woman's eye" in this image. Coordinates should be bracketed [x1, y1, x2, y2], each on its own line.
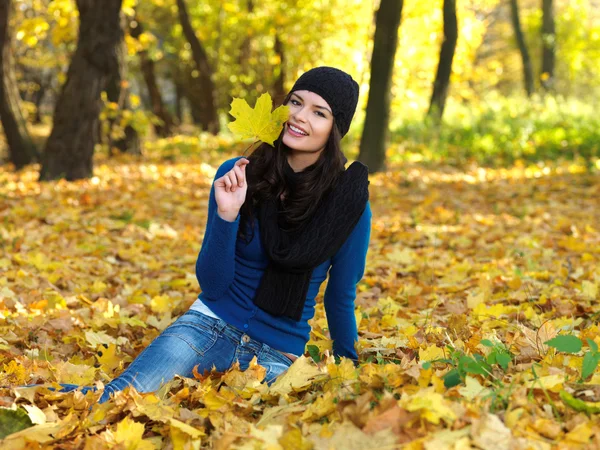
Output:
[291, 99, 301, 106]
[315, 111, 326, 118]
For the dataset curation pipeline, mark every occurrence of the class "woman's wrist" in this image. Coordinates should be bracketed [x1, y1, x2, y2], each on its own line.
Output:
[217, 208, 240, 222]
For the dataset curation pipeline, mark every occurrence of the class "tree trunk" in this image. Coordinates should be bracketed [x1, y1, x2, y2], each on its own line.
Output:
[174, 79, 183, 124]
[540, 0, 555, 90]
[427, 0, 458, 121]
[272, 33, 286, 104]
[32, 80, 47, 124]
[105, 23, 141, 155]
[239, 0, 254, 71]
[0, 0, 38, 169]
[357, 0, 403, 174]
[175, 0, 219, 134]
[31, 72, 52, 124]
[178, 66, 204, 126]
[130, 19, 173, 137]
[510, 0, 534, 96]
[40, 0, 123, 181]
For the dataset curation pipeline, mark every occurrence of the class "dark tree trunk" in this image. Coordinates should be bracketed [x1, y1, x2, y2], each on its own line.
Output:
[40, 0, 124, 181]
[189, 99, 202, 125]
[105, 22, 141, 155]
[177, 66, 204, 126]
[174, 79, 183, 124]
[427, 0, 458, 121]
[0, 0, 38, 169]
[540, 0, 555, 90]
[238, 0, 254, 95]
[239, 0, 254, 70]
[175, 0, 219, 134]
[357, 0, 403, 174]
[32, 75, 50, 124]
[272, 33, 286, 104]
[510, 0, 534, 96]
[130, 19, 173, 137]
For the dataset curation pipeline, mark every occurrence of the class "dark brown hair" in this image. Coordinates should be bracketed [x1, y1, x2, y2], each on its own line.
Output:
[238, 93, 348, 243]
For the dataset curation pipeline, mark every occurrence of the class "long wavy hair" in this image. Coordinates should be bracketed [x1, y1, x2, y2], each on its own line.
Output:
[238, 92, 348, 243]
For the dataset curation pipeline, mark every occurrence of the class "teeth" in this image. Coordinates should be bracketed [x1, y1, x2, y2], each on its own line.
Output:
[289, 125, 307, 135]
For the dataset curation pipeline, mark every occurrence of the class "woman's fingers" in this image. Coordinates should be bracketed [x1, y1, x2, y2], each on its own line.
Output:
[218, 158, 249, 192]
[223, 175, 232, 192]
[228, 170, 238, 191]
[235, 157, 250, 169]
[233, 165, 245, 187]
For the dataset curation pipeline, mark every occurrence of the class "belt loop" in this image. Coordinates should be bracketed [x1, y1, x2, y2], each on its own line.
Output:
[213, 318, 227, 333]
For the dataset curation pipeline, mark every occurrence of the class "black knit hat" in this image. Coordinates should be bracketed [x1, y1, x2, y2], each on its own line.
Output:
[289, 66, 359, 138]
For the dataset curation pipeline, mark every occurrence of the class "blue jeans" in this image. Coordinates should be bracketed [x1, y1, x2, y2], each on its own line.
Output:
[60, 310, 294, 403]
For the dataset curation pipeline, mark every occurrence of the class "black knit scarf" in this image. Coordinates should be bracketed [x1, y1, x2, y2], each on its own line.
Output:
[253, 160, 370, 321]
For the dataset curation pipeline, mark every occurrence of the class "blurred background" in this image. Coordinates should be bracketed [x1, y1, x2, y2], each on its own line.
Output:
[1, 0, 599, 180]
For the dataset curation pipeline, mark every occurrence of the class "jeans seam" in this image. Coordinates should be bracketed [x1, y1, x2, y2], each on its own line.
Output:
[175, 319, 213, 333]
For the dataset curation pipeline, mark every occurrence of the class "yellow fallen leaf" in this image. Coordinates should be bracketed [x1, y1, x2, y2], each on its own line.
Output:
[54, 361, 97, 385]
[268, 356, 326, 397]
[169, 418, 204, 438]
[114, 416, 155, 450]
[526, 374, 564, 392]
[562, 420, 594, 444]
[84, 330, 117, 349]
[22, 405, 46, 425]
[202, 388, 236, 410]
[471, 414, 513, 450]
[1, 423, 61, 445]
[400, 389, 457, 424]
[96, 344, 121, 373]
[150, 295, 173, 314]
[424, 428, 471, 450]
[581, 281, 598, 300]
[419, 345, 445, 363]
[387, 248, 415, 265]
[459, 376, 491, 400]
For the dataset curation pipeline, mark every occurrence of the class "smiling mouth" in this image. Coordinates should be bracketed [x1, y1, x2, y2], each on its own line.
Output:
[287, 124, 308, 136]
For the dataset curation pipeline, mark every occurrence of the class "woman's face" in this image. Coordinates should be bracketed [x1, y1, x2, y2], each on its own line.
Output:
[282, 90, 334, 154]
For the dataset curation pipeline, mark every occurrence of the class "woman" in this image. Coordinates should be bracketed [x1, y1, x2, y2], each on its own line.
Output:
[81, 67, 370, 403]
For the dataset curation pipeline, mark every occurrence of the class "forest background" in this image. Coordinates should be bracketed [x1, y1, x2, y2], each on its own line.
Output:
[1, 0, 600, 448]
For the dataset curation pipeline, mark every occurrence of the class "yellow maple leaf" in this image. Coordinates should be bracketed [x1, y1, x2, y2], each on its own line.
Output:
[419, 345, 445, 363]
[301, 390, 337, 421]
[268, 356, 326, 397]
[459, 376, 492, 401]
[227, 93, 289, 146]
[96, 344, 121, 373]
[222, 356, 266, 398]
[581, 281, 598, 300]
[400, 389, 457, 424]
[53, 361, 97, 385]
[114, 416, 155, 450]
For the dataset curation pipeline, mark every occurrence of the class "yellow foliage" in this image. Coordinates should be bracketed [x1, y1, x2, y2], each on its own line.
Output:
[1, 146, 599, 447]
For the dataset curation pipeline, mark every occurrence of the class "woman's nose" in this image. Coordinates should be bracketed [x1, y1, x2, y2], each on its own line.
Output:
[293, 108, 308, 123]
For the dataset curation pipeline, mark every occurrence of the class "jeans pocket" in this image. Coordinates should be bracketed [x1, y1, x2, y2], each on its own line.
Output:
[259, 350, 294, 385]
[162, 321, 218, 356]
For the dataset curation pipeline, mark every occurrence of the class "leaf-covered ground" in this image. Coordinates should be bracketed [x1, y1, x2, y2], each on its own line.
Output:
[1, 143, 599, 449]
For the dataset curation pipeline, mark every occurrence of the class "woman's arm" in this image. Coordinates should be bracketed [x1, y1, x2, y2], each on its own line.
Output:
[323, 201, 372, 360]
[195, 157, 243, 299]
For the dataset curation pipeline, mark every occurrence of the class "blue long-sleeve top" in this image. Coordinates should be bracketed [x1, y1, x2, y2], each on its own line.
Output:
[192, 156, 371, 359]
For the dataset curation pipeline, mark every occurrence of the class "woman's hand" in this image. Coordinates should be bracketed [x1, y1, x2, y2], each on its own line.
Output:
[214, 158, 250, 221]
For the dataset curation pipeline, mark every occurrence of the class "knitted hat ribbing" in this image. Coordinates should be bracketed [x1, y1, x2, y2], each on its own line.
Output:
[289, 66, 359, 138]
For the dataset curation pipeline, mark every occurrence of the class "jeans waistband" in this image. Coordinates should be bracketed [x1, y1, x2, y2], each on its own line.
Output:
[184, 309, 272, 356]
